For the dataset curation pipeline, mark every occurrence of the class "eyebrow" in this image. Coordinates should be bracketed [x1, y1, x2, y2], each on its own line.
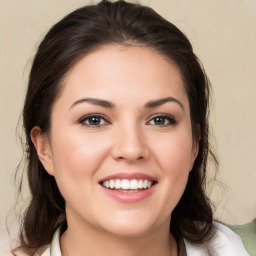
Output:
[70, 96, 184, 110]
[145, 97, 184, 110]
[70, 98, 115, 109]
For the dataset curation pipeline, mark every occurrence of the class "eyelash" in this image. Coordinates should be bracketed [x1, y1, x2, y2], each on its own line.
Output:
[147, 114, 177, 126]
[78, 114, 110, 127]
[78, 114, 177, 128]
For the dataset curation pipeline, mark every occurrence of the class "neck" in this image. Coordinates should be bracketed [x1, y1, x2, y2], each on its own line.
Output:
[60, 216, 177, 256]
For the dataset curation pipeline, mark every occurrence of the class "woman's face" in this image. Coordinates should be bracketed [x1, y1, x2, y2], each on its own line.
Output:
[33, 45, 198, 237]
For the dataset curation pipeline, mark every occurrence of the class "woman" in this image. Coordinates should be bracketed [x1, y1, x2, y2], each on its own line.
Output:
[10, 0, 249, 255]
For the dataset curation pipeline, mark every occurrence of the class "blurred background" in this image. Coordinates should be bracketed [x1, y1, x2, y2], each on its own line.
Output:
[0, 0, 255, 236]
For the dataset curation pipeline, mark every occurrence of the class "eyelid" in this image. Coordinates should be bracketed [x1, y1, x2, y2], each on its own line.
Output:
[147, 114, 177, 125]
[78, 113, 110, 126]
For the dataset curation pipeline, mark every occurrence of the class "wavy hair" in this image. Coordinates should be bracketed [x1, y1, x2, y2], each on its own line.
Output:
[16, 0, 218, 254]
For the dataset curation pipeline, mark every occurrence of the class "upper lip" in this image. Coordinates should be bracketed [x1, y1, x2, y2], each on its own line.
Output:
[98, 172, 157, 183]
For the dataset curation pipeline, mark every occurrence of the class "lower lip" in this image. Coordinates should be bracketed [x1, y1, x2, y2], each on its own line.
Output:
[100, 184, 156, 203]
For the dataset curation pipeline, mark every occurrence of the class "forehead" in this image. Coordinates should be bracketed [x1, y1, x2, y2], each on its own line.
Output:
[58, 45, 188, 108]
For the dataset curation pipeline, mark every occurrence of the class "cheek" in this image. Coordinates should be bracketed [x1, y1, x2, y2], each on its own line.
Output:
[150, 131, 193, 205]
[49, 130, 111, 200]
[51, 131, 106, 173]
[153, 131, 194, 173]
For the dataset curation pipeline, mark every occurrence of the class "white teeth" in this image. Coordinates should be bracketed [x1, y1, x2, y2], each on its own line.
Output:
[138, 180, 144, 189]
[109, 179, 115, 189]
[105, 180, 110, 188]
[121, 179, 130, 189]
[148, 180, 153, 188]
[115, 179, 121, 189]
[130, 179, 138, 189]
[143, 180, 148, 189]
[102, 179, 154, 190]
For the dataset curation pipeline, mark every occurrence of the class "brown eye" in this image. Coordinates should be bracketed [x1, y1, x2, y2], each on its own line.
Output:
[79, 115, 109, 127]
[87, 116, 102, 125]
[148, 115, 176, 126]
[153, 117, 166, 125]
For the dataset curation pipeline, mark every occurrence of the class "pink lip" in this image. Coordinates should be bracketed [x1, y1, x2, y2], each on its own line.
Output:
[98, 172, 157, 203]
[100, 184, 156, 203]
[98, 172, 157, 183]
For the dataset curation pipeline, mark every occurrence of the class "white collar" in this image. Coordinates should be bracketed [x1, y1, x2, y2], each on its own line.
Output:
[50, 229, 62, 256]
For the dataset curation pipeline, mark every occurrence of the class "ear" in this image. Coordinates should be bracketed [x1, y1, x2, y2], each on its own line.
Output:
[30, 126, 55, 176]
[190, 124, 201, 169]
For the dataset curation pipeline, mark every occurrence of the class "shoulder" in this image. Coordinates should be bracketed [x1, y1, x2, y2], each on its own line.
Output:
[3, 228, 60, 256]
[210, 223, 250, 255]
[3, 246, 50, 256]
[184, 222, 250, 256]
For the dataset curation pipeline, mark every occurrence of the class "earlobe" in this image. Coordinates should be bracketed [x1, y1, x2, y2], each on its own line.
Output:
[193, 140, 199, 159]
[30, 126, 55, 176]
[190, 124, 201, 169]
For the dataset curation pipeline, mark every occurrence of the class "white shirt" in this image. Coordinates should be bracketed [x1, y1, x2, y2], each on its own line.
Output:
[5, 223, 250, 256]
[183, 223, 250, 256]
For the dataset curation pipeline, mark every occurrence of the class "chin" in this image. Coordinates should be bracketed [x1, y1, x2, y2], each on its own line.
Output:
[104, 224, 154, 238]
[98, 212, 162, 238]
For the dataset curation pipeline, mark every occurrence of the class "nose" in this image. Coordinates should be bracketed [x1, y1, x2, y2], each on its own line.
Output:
[111, 124, 149, 162]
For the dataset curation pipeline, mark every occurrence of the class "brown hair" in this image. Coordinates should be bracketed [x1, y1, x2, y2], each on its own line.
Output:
[16, 0, 218, 254]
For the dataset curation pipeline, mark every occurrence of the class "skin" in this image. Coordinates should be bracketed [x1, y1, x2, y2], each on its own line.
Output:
[31, 45, 199, 256]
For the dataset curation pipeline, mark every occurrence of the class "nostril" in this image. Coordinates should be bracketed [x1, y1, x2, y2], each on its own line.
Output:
[111, 134, 149, 161]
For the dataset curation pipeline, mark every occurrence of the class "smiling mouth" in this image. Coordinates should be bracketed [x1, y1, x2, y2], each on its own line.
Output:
[100, 179, 157, 192]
